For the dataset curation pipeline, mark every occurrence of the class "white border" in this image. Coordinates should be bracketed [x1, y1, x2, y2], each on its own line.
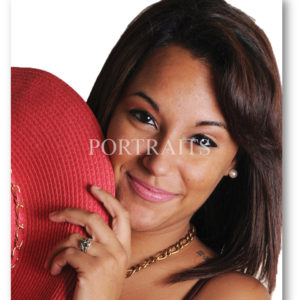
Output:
[8, 1, 286, 299]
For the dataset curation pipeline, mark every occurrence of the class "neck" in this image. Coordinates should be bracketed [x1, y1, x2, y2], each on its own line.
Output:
[128, 220, 191, 267]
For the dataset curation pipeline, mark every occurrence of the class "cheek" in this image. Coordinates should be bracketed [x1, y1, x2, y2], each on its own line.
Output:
[107, 113, 149, 152]
[183, 167, 216, 198]
[106, 115, 144, 185]
[181, 157, 229, 202]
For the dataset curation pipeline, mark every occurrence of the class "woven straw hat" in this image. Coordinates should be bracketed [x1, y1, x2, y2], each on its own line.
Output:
[11, 67, 115, 299]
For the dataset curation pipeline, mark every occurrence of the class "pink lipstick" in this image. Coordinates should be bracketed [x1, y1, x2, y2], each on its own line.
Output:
[127, 172, 177, 203]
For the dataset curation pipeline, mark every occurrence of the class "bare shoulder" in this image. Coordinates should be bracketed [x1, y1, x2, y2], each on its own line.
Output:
[193, 273, 270, 300]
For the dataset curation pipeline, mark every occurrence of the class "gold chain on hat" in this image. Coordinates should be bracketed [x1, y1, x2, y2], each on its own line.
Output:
[11, 171, 25, 270]
[126, 225, 196, 278]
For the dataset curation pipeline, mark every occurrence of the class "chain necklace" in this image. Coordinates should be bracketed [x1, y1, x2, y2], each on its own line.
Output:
[126, 225, 196, 278]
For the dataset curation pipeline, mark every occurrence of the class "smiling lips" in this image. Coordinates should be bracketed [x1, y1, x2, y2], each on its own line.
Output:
[127, 172, 177, 203]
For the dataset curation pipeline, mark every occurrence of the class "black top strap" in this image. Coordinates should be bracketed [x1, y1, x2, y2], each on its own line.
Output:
[183, 278, 211, 300]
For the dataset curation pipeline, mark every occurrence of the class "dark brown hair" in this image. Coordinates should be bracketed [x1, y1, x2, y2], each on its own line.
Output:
[87, 0, 282, 293]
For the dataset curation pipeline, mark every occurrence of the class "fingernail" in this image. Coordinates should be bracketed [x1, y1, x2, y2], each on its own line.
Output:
[92, 185, 101, 191]
[50, 265, 61, 276]
[50, 269, 58, 276]
[49, 211, 58, 219]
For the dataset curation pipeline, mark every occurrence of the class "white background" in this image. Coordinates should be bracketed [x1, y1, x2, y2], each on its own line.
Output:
[11, 0, 282, 100]
[1, 0, 295, 299]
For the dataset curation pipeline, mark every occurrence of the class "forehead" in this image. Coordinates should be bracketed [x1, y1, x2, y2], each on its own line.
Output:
[124, 45, 226, 125]
[133, 45, 211, 87]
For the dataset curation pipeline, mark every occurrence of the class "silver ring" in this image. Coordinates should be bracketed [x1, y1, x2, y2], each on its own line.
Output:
[79, 238, 91, 253]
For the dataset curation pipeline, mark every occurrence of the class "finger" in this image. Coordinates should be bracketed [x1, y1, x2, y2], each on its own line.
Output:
[44, 233, 83, 270]
[49, 208, 117, 245]
[49, 247, 90, 276]
[89, 186, 131, 256]
[44, 233, 100, 270]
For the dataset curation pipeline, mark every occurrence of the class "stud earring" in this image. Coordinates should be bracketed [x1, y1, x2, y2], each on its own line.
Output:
[228, 169, 238, 179]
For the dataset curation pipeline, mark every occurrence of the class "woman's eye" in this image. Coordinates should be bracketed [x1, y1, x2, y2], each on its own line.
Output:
[190, 134, 217, 148]
[129, 109, 157, 128]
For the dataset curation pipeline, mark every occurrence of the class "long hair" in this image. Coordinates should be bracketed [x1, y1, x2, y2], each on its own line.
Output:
[87, 0, 281, 293]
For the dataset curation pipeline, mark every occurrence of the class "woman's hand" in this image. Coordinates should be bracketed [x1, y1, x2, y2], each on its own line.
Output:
[44, 186, 131, 300]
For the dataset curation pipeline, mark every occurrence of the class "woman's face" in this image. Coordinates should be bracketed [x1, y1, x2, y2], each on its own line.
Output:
[106, 45, 238, 232]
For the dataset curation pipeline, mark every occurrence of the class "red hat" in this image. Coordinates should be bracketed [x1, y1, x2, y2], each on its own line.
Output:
[11, 67, 115, 299]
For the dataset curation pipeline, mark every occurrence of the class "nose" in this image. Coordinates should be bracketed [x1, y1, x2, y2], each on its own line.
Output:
[141, 135, 178, 177]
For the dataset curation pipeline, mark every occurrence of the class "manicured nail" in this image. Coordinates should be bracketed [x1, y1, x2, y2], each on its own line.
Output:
[50, 265, 60, 276]
[92, 185, 101, 191]
[49, 211, 58, 219]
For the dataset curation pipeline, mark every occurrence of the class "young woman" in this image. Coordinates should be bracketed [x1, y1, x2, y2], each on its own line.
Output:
[45, 0, 282, 299]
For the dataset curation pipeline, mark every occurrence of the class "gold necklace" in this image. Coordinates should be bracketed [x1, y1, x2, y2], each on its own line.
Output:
[126, 225, 196, 278]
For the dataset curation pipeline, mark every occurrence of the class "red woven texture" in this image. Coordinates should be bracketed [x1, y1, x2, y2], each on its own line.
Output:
[11, 67, 115, 300]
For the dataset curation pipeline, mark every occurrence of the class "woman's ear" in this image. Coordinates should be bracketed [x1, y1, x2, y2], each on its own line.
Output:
[224, 158, 237, 177]
[224, 147, 240, 177]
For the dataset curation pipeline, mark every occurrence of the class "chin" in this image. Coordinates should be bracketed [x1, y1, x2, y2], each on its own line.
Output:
[120, 199, 161, 231]
[115, 174, 184, 232]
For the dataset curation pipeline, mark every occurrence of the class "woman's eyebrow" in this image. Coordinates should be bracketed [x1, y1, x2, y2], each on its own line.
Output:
[131, 91, 159, 112]
[195, 121, 228, 130]
[131, 92, 227, 130]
